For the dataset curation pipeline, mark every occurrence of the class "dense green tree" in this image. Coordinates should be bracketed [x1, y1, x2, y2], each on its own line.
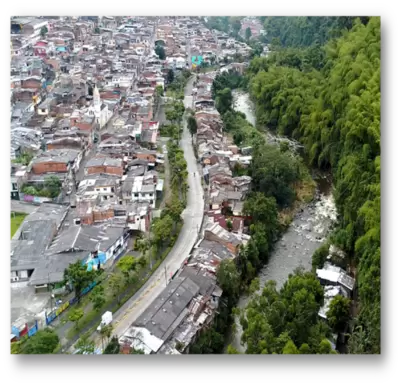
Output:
[155, 45, 166, 60]
[90, 285, 106, 311]
[64, 260, 96, 301]
[75, 332, 95, 354]
[189, 328, 225, 354]
[243, 192, 279, 228]
[216, 260, 241, 300]
[250, 145, 301, 207]
[40, 26, 48, 38]
[262, 17, 364, 48]
[69, 308, 84, 330]
[247, 16, 381, 353]
[187, 115, 198, 138]
[103, 336, 120, 354]
[311, 243, 330, 270]
[215, 88, 233, 115]
[152, 215, 174, 247]
[22, 329, 59, 354]
[117, 255, 138, 284]
[44, 175, 61, 197]
[326, 295, 351, 333]
[227, 345, 240, 354]
[245, 27, 252, 41]
[282, 339, 299, 354]
[240, 270, 331, 354]
[167, 69, 174, 84]
[109, 272, 125, 303]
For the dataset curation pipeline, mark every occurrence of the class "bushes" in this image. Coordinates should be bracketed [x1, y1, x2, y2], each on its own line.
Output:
[312, 243, 330, 270]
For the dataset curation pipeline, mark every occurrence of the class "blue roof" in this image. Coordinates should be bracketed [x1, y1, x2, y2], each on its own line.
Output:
[86, 252, 107, 271]
[191, 55, 203, 65]
[56, 47, 66, 52]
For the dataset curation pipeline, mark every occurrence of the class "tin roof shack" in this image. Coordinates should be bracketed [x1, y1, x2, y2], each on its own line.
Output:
[85, 156, 124, 177]
[203, 222, 244, 256]
[318, 285, 349, 321]
[119, 271, 221, 354]
[11, 127, 43, 159]
[187, 239, 236, 275]
[316, 262, 356, 298]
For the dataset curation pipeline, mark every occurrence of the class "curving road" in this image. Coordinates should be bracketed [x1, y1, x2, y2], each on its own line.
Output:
[89, 76, 203, 351]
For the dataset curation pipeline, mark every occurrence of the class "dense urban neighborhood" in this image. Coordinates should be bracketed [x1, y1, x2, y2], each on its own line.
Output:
[10, 16, 380, 355]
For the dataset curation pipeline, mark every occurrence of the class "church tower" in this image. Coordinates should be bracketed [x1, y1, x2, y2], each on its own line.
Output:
[93, 84, 101, 119]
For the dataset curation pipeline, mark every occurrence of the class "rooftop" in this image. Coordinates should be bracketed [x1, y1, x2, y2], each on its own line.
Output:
[85, 157, 122, 168]
[134, 276, 200, 341]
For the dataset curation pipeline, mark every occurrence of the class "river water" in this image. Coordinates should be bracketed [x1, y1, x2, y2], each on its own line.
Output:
[227, 91, 338, 353]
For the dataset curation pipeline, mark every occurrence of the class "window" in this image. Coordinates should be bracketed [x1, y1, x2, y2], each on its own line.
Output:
[12, 183, 17, 191]
[134, 193, 139, 198]
[103, 188, 107, 191]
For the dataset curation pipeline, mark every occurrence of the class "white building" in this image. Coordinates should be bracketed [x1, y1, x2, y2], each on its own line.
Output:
[88, 85, 113, 130]
[132, 176, 156, 209]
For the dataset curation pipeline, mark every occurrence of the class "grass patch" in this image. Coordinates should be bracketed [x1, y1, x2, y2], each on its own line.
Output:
[11, 212, 27, 238]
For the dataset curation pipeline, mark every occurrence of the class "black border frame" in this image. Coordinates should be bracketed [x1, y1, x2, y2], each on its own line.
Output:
[4, 6, 397, 379]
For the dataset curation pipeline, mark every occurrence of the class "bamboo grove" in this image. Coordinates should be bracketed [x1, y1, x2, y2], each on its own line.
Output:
[247, 17, 380, 353]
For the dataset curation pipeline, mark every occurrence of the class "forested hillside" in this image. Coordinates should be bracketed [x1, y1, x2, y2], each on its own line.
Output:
[260, 16, 370, 47]
[247, 17, 381, 353]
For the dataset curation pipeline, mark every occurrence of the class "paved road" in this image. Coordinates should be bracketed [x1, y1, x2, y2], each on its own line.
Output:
[87, 76, 203, 352]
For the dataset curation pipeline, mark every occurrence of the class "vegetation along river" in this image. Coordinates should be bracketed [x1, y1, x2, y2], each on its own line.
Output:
[226, 91, 338, 352]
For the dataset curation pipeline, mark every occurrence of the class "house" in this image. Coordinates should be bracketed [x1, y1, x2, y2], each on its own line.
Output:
[119, 271, 221, 354]
[76, 175, 120, 203]
[30, 148, 82, 175]
[11, 164, 28, 200]
[123, 175, 157, 209]
[135, 149, 157, 164]
[11, 203, 68, 283]
[203, 222, 243, 255]
[318, 285, 349, 320]
[28, 225, 129, 288]
[187, 239, 236, 275]
[85, 156, 123, 177]
[316, 262, 356, 297]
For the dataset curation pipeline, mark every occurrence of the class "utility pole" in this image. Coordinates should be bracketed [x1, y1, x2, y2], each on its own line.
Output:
[164, 265, 168, 287]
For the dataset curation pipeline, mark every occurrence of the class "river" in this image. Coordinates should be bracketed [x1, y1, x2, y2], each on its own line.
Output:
[227, 91, 338, 353]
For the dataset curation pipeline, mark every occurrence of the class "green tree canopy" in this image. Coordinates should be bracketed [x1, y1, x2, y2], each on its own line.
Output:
[326, 295, 351, 333]
[64, 260, 96, 300]
[22, 329, 59, 354]
[155, 45, 166, 60]
[215, 88, 233, 115]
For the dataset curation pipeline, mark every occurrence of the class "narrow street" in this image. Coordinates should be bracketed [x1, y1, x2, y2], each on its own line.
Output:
[87, 76, 203, 351]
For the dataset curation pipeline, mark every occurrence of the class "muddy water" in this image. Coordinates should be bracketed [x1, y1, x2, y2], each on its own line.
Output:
[227, 91, 338, 353]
